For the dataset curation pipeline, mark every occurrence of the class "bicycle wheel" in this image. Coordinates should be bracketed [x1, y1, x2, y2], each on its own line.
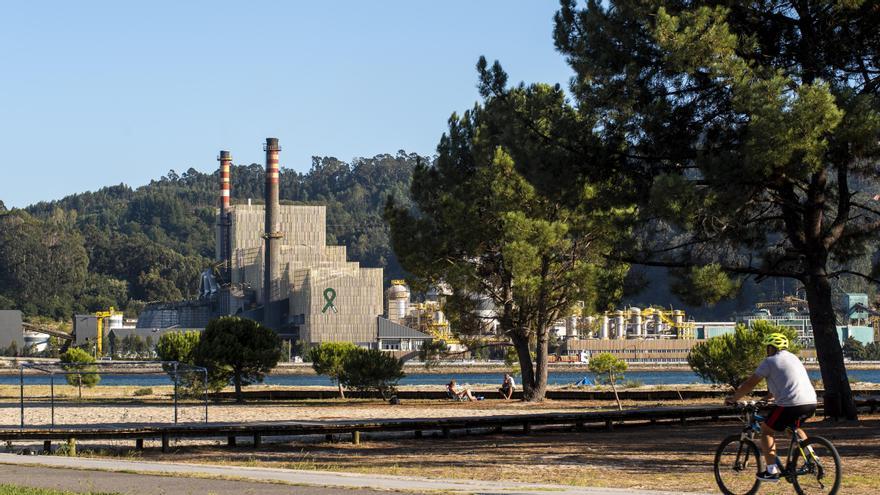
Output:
[792, 436, 842, 495]
[714, 435, 763, 495]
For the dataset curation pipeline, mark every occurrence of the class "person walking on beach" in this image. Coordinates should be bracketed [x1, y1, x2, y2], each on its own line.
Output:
[499, 373, 515, 400]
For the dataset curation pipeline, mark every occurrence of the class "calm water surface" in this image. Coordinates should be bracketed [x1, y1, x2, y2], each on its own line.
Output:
[5, 369, 879, 387]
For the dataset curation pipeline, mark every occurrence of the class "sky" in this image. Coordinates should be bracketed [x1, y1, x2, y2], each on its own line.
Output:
[0, 1, 575, 208]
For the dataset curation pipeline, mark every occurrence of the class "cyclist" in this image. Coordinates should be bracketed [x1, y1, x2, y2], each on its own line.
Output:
[725, 333, 817, 482]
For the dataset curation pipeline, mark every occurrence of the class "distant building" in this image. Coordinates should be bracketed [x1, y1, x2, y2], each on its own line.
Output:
[0, 310, 24, 350]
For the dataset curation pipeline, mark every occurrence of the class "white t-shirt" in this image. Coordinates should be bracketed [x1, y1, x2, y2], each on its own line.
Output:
[755, 350, 817, 407]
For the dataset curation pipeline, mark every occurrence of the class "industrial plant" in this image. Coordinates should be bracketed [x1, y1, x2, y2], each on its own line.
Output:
[130, 138, 424, 350]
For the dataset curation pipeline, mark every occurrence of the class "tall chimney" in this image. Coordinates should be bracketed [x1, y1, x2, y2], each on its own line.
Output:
[263, 137, 282, 327]
[217, 150, 232, 283]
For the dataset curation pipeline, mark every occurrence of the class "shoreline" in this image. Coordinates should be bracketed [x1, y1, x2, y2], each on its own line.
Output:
[1, 359, 880, 376]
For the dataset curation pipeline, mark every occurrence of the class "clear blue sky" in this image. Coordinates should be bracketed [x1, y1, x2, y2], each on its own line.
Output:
[0, 1, 574, 208]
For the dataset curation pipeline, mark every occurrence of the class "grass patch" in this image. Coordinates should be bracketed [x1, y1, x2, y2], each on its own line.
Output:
[132, 388, 152, 397]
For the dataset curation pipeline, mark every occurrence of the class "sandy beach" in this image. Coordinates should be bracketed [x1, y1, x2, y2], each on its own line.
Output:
[2, 386, 674, 427]
[3, 380, 877, 428]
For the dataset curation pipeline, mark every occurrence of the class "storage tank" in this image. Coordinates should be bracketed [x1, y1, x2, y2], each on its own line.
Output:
[385, 280, 410, 324]
[566, 315, 578, 338]
[615, 310, 626, 339]
[673, 310, 685, 327]
[653, 311, 663, 337]
[600, 314, 609, 340]
[108, 314, 124, 330]
[631, 307, 642, 338]
[23, 331, 49, 353]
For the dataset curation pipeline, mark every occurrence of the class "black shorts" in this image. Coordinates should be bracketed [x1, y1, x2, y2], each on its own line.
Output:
[764, 404, 816, 432]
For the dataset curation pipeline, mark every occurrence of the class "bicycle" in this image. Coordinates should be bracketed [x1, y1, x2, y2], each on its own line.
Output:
[714, 401, 842, 495]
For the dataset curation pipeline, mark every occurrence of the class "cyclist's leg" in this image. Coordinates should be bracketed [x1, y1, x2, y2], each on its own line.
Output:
[761, 405, 787, 467]
[793, 406, 816, 445]
[760, 421, 779, 466]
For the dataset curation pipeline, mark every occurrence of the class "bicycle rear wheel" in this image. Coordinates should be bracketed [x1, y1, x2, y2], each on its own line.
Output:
[791, 436, 841, 495]
[714, 435, 762, 495]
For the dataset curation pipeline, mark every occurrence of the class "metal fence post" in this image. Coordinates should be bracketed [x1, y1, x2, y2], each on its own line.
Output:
[173, 362, 178, 424]
[50, 374, 55, 429]
[203, 369, 209, 423]
[19, 367, 24, 429]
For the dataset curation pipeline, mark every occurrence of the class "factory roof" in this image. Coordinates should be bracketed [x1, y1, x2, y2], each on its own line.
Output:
[377, 317, 432, 340]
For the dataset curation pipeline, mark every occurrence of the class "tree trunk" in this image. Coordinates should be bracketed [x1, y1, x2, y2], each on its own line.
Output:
[337, 380, 345, 399]
[511, 332, 535, 400]
[610, 372, 622, 411]
[528, 326, 550, 402]
[234, 372, 243, 403]
[803, 271, 858, 420]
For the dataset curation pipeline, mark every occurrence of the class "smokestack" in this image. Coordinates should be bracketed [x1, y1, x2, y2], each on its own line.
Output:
[263, 138, 282, 327]
[218, 150, 232, 283]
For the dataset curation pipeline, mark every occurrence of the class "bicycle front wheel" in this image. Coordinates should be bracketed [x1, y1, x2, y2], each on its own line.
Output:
[714, 434, 763, 495]
[791, 436, 842, 495]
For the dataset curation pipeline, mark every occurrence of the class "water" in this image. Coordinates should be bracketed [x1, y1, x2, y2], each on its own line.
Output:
[5, 369, 879, 387]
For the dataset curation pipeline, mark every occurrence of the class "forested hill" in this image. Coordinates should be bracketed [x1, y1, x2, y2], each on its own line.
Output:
[0, 152, 420, 319]
[1, 149, 874, 322]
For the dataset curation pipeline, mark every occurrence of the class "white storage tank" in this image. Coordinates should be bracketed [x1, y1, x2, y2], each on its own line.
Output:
[615, 310, 626, 339]
[630, 307, 642, 338]
[109, 314, 124, 330]
[385, 280, 410, 324]
[23, 330, 49, 353]
[565, 315, 578, 338]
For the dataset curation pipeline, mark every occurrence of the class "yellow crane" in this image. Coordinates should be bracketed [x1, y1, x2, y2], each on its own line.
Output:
[94, 307, 120, 357]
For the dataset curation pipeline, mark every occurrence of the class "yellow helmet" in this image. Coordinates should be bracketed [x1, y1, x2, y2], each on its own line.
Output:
[762, 333, 789, 350]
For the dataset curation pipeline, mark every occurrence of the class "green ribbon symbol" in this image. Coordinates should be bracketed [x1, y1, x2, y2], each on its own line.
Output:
[322, 287, 337, 313]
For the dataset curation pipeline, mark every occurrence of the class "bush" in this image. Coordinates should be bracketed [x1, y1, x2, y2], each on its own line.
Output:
[687, 321, 799, 390]
[60, 348, 100, 399]
[340, 348, 405, 400]
[156, 330, 218, 396]
[132, 387, 153, 397]
[309, 342, 358, 398]
[589, 353, 627, 410]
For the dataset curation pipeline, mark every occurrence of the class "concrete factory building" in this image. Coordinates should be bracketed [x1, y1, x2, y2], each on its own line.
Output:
[140, 138, 384, 346]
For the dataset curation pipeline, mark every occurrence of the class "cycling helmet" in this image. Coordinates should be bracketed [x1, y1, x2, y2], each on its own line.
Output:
[762, 333, 789, 350]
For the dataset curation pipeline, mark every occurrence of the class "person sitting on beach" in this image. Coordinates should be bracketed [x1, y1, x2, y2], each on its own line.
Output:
[447, 379, 475, 401]
[499, 373, 515, 400]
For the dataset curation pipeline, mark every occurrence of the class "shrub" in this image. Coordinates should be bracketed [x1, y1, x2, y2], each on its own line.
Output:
[132, 387, 153, 397]
[687, 321, 799, 390]
[308, 342, 358, 398]
[340, 348, 405, 400]
[60, 348, 100, 399]
[588, 353, 627, 410]
[155, 330, 218, 396]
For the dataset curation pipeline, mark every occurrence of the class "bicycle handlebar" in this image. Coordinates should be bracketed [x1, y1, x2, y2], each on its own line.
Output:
[732, 399, 773, 410]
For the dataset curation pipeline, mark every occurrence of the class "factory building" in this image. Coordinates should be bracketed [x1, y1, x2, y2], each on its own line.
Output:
[0, 310, 24, 351]
[136, 138, 386, 349]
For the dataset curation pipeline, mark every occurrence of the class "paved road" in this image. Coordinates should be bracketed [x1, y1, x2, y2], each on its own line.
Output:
[0, 453, 705, 495]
